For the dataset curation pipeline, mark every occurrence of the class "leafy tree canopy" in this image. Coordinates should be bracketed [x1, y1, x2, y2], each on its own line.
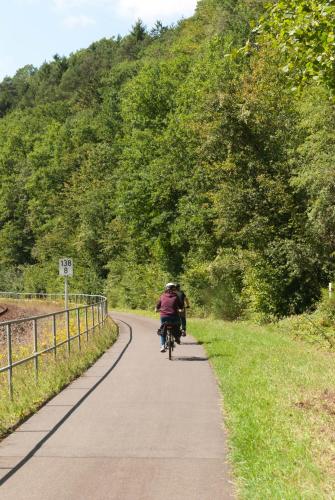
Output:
[251, 0, 335, 94]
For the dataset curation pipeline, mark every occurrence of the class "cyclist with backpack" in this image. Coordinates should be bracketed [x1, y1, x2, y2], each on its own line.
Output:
[175, 283, 190, 336]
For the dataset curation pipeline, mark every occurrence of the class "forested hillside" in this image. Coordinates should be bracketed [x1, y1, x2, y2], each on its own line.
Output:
[1, 0, 334, 320]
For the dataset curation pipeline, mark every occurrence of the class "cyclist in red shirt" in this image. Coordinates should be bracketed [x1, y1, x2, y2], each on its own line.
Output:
[155, 283, 183, 352]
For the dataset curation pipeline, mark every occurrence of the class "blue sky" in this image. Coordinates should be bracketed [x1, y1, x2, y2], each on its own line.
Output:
[0, 0, 198, 80]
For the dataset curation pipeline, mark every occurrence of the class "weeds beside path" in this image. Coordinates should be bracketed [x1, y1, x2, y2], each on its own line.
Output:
[189, 319, 335, 499]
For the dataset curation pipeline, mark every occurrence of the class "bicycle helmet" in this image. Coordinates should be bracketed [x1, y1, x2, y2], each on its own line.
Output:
[165, 282, 176, 290]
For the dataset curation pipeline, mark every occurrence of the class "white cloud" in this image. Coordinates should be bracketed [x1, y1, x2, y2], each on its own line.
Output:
[116, 0, 197, 23]
[63, 14, 96, 28]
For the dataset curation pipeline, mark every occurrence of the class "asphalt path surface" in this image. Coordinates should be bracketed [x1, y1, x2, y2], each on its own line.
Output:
[0, 312, 235, 499]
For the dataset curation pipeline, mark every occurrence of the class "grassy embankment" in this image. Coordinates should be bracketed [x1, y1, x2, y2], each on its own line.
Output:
[0, 310, 117, 440]
[189, 318, 335, 499]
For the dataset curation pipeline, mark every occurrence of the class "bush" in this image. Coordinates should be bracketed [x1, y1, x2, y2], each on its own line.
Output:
[278, 289, 335, 349]
[182, 250, 246, 319]
[242, 240, 322, 321]
[0, 266, 24, 292]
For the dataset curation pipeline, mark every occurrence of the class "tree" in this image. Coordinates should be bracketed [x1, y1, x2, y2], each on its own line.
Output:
[130, 19, 147, 41]
[150, 20, 168, 38]
[251, 0, 335, 94]
[0, 65, 36, 116]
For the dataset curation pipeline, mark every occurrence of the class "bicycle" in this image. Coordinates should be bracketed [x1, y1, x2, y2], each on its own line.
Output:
[162, 323, 181, 360]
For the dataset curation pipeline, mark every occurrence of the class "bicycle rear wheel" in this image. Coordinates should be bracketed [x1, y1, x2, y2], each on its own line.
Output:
[166, 328, 173, 360]
[169, 335, 172, 359]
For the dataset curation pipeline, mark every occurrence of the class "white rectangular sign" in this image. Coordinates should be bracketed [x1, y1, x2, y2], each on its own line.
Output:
[59, 258, 73, 277]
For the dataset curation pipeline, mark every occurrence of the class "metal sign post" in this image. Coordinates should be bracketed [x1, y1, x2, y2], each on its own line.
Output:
[59, 258, 73, 309]
[64, 275, 68, 309]
[329, 282, 333, 299]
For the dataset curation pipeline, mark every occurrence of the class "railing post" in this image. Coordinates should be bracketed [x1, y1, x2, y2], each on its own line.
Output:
[76, 308, 81, 351]
[85, 306, 89, 341]
[52, 314, 57, 360]
[33, 319, 38, 382]
[6, 324, 13, 400]
[91, 304, 95, 333]
[97, 302, 101, 330]
[66, 310, 70, 355]
[105, 299, 108, 322]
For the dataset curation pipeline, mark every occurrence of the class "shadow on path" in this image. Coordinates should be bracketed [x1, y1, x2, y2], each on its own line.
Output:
[183, 341, 203, 346]
[174, 356, 209, 362]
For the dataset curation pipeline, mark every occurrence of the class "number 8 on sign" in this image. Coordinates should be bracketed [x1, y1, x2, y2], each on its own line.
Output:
[59, 258, 73, 277]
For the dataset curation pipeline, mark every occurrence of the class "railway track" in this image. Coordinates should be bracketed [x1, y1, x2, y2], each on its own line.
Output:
[0, 305, 8, 316]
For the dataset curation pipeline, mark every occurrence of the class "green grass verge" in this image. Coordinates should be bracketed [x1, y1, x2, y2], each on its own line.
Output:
[0, 318, 117, 440]
[188, 318, 335, 499]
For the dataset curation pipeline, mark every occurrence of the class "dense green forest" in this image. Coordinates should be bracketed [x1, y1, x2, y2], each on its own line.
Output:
[1, 0, 334, 320]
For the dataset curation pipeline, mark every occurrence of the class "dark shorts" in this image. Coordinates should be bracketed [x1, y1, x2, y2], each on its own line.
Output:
[160, 316, 180, 325]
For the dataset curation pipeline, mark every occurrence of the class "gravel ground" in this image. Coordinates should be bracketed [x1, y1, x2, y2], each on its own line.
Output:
[0, 302, 63, 348]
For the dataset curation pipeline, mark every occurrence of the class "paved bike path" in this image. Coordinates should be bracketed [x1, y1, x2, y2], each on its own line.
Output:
[0, 312, 235, 499]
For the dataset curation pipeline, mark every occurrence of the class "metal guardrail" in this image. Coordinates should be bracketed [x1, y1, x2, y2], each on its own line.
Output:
[0, 292, 108, 399]
[0, 291, 103, 304]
